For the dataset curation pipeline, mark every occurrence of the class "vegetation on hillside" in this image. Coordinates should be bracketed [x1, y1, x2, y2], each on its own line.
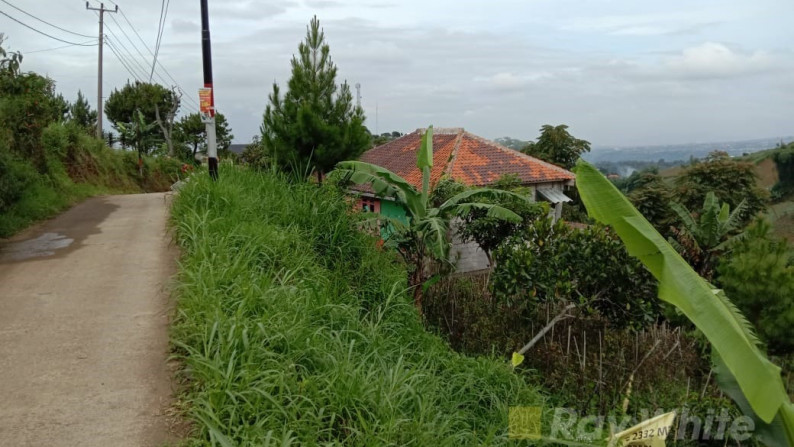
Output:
[169, 167, 542, 445]
[0, 37, 180, 237]
[577, 161, 794, 446]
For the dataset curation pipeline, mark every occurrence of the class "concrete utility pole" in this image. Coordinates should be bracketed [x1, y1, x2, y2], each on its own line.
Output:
[200, 0, 218, 180]
[86, 2, 117, 140]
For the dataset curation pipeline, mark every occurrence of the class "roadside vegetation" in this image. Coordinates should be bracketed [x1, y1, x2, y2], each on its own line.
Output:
[169, 167, 542, 445]
[0, 36, 181, 237]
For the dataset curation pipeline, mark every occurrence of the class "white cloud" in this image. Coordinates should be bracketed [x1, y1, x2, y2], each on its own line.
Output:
[664, 42, 778, 79]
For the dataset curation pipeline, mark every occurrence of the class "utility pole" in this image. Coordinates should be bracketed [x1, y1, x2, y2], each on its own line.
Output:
[200, 0, 218, 180]
[355, 83, 361, 109]
[86, 2, 117, 140]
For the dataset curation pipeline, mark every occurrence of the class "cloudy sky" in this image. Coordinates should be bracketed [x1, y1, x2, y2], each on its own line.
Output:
[2, 0, 793, 146]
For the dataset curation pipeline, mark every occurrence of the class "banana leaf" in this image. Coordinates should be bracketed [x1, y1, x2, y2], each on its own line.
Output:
[575, 160, 793, 441]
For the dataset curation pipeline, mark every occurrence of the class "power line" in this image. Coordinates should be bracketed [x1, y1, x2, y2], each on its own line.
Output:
[98, 0, 201, 112]
[105, 35, 147, 81]
[27, 40, 97, 53]
[106, 13, 149, 71]
[104, 25, 149, 80]
[0, 9, 96, 46]
[150, 0, 170, 81]
[105, 36, 143, 83]
[1, 0, 94, 38]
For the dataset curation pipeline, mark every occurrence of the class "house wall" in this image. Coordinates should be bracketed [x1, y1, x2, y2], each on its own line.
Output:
[380, 199, 408, 224]
[357, 197, 381, 213]
[449, 219, 491, 273]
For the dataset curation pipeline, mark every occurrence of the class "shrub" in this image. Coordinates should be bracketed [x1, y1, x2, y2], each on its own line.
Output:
[491, 218, 659, 329]
[717, 220, 794, 355]
[0, 149, 37, 213]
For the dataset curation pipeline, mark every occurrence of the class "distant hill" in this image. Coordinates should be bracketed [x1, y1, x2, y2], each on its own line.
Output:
[584, 136, 794, 163]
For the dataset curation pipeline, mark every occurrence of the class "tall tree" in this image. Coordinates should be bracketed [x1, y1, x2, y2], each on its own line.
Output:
[261, 16, 369, 182]
[174, 112, 233, 161]
[154, 87, 181, 157]
[522, 124, 590, 170]
[68, 90, 97, 134]
[105, 81, 178, 154]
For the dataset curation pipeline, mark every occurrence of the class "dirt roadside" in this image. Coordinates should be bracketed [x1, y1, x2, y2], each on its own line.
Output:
[0, 193, 178, 446]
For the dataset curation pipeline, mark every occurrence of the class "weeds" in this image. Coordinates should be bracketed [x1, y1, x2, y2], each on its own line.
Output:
[169, 167, 541, 446]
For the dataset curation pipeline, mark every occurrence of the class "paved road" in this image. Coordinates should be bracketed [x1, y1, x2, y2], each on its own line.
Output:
[0, 194, 177, 446]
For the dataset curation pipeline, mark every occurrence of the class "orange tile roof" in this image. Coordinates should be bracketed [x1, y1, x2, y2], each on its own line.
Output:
[358, 128, 575, 191]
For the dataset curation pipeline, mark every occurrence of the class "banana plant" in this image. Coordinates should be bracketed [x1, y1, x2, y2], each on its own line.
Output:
[575, 160, 794, 446]
[117, 109, 157, 177]
[668, 192, 748, 279]
[332, 126, 529, 312]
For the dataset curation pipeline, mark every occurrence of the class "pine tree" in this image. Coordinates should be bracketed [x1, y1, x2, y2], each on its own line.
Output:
[261, 16, 369, 182]
[69, 90, 97, 134]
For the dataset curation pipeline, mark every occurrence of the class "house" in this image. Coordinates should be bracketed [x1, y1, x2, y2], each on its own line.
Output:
[354, 127, 577, 272]
[355, 127, 576, 219]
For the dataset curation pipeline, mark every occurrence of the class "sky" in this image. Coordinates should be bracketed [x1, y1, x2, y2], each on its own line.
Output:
[2, 0, 793, 147]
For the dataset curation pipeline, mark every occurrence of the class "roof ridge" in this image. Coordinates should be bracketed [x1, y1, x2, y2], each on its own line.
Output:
[441, 129, 465, 180]
[463, 131, 575, 179]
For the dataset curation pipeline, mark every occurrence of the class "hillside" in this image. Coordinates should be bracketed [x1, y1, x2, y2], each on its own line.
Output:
[169, 168, 542, 445]
[659, 143, 794, 242]
[0, 123, 181, 237]
[586, 136, 794, 163]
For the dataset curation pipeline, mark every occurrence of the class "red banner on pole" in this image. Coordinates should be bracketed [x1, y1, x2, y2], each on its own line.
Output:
[199, 88, 213, 115]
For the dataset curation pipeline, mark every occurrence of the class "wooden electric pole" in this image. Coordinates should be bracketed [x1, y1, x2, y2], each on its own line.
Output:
[200, 0, 218, 180]
[86, 2, 117, 140]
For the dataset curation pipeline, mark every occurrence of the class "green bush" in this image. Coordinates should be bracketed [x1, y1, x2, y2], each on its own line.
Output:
[0, 149, 37, 213]
[491, 218, 659, 329]
[170, 167, 542, 446]
[717, 220, 794, 355]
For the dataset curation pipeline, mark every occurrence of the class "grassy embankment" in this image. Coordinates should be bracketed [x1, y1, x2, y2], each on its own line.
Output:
[169, 167, 542, 446]
[0, 123, 181, 237]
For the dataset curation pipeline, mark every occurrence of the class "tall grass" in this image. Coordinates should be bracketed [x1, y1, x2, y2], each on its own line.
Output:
[170, 167, 542, 446]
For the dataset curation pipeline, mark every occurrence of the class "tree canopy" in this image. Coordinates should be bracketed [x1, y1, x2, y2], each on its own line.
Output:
[261, 16, 369, 180]
[522, 124, 590, 170]
[675, 151, 767, 223]
[174, 112, 233, 161]
[105, 81, 179, 155]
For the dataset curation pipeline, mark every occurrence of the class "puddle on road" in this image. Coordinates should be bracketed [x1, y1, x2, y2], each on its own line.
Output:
[0, 233, 75, 262]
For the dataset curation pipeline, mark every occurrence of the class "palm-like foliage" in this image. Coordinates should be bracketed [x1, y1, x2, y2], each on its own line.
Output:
[332, 126, 528, 311]
[117, 109, 158, 176]
[576, 161, 794, 446]
[669, 192, 748, 279]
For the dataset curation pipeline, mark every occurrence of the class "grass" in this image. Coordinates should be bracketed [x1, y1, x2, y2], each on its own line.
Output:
[169, 167, 542, 446]
[0, 123, 181, 237]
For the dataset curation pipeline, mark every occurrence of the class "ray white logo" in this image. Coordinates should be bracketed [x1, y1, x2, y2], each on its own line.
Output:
[509, 406, 755, 445]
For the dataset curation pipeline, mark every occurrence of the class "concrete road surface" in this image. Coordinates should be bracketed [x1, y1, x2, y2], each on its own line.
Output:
[0, 194, 177, 446]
